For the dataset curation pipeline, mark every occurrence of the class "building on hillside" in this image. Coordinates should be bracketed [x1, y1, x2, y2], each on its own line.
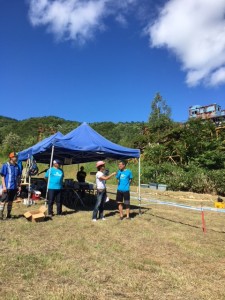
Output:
[189, 103, 225, 126]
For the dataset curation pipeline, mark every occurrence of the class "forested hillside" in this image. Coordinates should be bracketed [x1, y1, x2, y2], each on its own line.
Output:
[0, 116, 144, 154]
[1, 93, 225, 194]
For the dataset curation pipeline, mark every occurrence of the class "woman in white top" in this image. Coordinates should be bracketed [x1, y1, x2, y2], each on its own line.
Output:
[92, 161, 116, 221]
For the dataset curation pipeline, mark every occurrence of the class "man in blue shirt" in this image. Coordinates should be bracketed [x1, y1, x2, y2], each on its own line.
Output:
[116, 161, 133, 220]
[0, 152, 22, 219]
[45, 159, 64, 217]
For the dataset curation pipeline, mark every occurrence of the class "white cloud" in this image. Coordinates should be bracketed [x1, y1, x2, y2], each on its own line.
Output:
[147, 0, 225, 87]
[28, 0, 137, 44]
[115, 14, 128, 27]
[29, 0, 107, 44]
[210, 67, 225, 86]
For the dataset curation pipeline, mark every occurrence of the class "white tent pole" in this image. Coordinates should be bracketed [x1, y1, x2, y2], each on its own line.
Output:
[45, 145, 55, 207]
[27, 155, 31, 206]
[138, 157, 141, 215]
[28, 173, 31, 206]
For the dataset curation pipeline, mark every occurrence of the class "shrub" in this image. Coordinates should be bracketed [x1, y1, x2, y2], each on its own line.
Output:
[141, 162, 220, 194]
[208, 170, 225, 196]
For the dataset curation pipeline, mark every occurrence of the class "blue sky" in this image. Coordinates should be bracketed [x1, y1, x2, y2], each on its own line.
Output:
[1, 0, 225, 123]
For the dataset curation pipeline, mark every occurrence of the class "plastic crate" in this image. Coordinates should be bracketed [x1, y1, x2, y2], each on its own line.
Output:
[158, 184, 167, 191]
[149, 183, 158, 190]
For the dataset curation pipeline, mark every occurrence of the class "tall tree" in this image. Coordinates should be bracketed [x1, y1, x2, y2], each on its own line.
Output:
[149, 92, 171, 124]
[148, 93, 173, 143]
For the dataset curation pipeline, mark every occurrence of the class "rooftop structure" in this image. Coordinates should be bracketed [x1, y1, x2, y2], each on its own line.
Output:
[189, 103, 225, 125]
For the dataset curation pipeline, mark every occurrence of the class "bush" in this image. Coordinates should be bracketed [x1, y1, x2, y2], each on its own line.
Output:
[141, 162, 219, 194]
[208, 170, 225, 196]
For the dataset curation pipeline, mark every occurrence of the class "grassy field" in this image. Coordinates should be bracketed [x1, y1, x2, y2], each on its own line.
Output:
[0, 187, 225, 300]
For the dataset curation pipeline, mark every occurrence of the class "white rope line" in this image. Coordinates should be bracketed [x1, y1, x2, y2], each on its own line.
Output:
[107, 189, 225, 213]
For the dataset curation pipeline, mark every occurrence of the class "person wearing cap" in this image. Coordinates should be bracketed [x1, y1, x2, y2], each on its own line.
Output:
[0, 152, 22, 219]
[92, 161, 116, 221]
[45, 159, 64, 217]
[116, 161, 133, 220]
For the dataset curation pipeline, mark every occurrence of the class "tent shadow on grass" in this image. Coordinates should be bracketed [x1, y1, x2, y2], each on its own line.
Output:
[10, 214, 25, 220]
[104, 203, 150, 219]
[62, 191, 151, 219]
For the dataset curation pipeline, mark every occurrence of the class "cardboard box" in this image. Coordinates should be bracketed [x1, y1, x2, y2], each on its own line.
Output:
[24, 205, 47, 222]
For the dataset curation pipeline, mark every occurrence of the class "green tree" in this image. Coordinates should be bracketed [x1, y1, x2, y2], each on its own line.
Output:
[148, 93, 173, 144]
[1, 132, 22, 155]
[179, 118, 218, 165]
[149, 93, 171, 126]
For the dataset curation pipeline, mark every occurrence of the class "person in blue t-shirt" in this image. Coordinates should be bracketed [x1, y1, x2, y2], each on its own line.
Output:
[45, 159, 64, 217]
[0, 152, 22, 219]
[116, 161, 133, 220]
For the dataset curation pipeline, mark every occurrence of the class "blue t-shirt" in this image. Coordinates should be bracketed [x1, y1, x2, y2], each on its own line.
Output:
[45, 167, 64, 190]
[0, 162, 22, 190]
[116, 169, 133, 192]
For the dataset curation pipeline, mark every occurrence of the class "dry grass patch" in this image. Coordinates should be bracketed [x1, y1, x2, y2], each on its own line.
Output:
[0, 189, 225, 299]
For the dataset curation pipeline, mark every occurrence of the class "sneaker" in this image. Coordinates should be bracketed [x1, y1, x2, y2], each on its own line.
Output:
[119, 216, 123, 221]
[6, 214, 12, 219]
[101, 217, 106, 221]
[126, 217, 131, 220]
[92, 219, 97, 222]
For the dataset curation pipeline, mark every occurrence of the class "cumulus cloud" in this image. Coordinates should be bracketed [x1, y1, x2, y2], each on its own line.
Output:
[147, 0, 225, 86]
[29, 0, 107, 44]
[28, 0, 137, 44]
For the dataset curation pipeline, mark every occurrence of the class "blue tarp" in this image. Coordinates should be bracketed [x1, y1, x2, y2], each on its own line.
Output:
[19, 123, 140, 163]
[18, 132, 64, 161]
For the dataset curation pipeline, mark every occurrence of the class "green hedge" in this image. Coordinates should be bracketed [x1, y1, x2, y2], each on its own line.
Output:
[142, 162, 225, 195]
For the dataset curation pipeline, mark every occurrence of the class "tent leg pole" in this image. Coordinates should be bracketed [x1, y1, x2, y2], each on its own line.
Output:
[45, 145, 55, 207]
[28, 174, 31, 207]
[27, 156, 31, 207]
[138, 157, 141, 215]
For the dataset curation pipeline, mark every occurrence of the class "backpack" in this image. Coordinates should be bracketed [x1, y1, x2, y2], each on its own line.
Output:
[28, 159, 39, 176]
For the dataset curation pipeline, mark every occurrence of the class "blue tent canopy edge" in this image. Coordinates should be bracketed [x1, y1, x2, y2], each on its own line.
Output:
[18, 131, 64, 161]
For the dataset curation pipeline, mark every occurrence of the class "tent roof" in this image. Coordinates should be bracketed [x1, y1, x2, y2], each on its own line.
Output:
[22, 122, 140, 164]
[18, 132, 64, 161]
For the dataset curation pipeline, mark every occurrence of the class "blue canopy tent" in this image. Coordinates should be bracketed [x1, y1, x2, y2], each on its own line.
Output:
[52, 122, 141, 211]
[18, 123, 141, 210]
[52, 122, 140, 162]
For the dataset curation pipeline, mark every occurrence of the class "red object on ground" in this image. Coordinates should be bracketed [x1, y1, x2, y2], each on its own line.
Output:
[32, 191, 41, 200]
[201, 209, 206, 233]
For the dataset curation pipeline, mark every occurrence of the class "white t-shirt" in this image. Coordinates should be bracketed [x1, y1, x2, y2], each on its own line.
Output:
[96, 171, 106, 190]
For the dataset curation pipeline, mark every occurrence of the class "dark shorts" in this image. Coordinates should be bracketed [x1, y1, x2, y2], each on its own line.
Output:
[0, 190, 17, 203]
[116, 191, 130, 205]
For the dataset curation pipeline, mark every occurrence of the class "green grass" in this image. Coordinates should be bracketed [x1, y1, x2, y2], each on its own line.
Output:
[0, 188, 225, 299]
